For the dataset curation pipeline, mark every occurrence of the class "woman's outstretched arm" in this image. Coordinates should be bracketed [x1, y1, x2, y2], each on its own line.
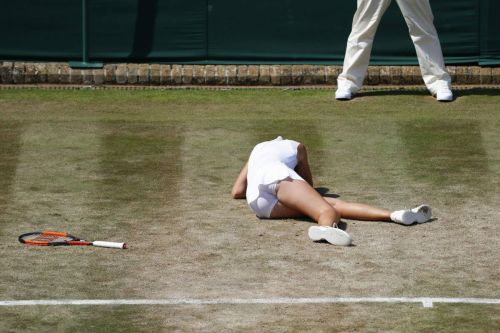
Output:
[231, 161, 248, 199]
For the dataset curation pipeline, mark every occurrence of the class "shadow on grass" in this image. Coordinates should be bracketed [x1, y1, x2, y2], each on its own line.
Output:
[454, 88, 500, 97]
[357, 89, 428, 98]
[356, 88, 500, 98]
[316, 187, 340, 198]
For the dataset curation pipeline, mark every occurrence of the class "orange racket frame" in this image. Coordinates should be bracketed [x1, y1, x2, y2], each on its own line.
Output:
[19, 231, 127, 249]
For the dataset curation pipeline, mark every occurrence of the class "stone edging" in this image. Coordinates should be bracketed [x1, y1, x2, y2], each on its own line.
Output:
[1, 62, 499, 86]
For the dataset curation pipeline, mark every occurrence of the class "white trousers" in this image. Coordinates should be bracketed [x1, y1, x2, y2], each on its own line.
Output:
[337, 0, 451, 94]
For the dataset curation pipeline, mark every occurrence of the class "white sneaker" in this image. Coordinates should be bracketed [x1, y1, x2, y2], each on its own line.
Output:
[434, 82, 453, 102]
[335, 88, 352, 100]
[390, 205, 432, 225]
[308, 225, 352, 246]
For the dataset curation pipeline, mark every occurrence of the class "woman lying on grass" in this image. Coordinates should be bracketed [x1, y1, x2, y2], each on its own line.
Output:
[232, 136, 432, 246]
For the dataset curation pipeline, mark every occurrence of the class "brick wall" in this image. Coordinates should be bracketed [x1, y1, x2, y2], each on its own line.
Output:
[1, 62, 499, 86]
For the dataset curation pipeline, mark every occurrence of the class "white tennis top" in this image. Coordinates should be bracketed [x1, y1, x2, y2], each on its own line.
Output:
[246, 136, 303, 205]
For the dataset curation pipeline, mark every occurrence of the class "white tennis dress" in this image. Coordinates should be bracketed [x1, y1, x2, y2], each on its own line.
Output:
[246, 137, 304, 218]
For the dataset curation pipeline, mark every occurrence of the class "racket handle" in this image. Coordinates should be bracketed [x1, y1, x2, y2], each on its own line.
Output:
[92, 241, 128, 249]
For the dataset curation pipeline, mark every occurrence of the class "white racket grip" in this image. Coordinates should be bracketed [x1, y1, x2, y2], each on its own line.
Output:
[92, 241, 128, 249]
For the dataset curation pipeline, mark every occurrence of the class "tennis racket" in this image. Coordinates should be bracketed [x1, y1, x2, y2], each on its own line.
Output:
[18, 231, 128, 249]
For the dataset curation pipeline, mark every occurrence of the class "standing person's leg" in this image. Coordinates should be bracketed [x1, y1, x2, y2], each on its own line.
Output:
[396, 0, 452, 101]
[336, 0, 392, 99]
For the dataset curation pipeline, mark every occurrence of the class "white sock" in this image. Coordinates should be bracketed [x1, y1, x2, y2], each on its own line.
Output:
[390, 210, 408, 224]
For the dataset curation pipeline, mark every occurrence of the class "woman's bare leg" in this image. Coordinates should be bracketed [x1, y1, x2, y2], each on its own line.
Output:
[271, 178, 340, 227]
[325, 197, 391, 221]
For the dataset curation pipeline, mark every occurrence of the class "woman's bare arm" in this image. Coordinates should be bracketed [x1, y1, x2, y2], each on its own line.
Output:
[294, 143, 313, 186]
[231, 161, 248, 199]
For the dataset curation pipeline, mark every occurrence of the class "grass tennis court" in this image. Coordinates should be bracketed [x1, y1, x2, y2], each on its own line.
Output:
[0, 88, 499, 332]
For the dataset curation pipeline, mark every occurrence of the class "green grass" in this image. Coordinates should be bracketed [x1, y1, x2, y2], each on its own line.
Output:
[1, 304, 499, 332]
[0, 88, 499, 332]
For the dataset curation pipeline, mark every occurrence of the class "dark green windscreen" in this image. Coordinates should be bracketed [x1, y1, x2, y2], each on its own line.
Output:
[0, 0, 498, 65]
[480, 0, 500, 64]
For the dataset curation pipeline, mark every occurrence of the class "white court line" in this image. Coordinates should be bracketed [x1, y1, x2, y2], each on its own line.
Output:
[1, 297, 500, 308]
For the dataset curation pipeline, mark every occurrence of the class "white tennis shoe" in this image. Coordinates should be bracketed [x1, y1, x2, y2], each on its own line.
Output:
[335, 88, 352, 101]
[433, 81, 453, 102]
[390, 205, 432, 225]
[308, 225, 352, 246]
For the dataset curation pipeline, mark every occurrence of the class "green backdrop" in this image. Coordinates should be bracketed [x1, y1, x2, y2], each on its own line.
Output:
[0, 0, 499, 65]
